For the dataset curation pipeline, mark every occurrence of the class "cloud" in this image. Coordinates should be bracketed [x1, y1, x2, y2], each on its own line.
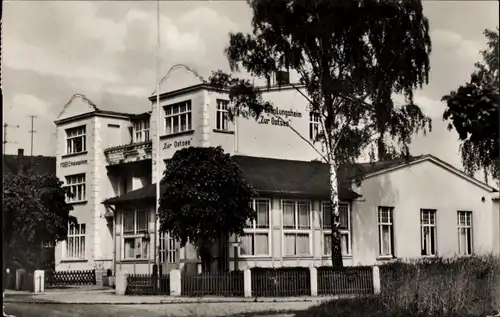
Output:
[3, 94, 57, 156]
[2, 2, 211, 88]
[431, 29, 483, 62]
[413, 95, 446, 120]
[3, 0, 497, 164]
[10, 94, 51, 116]
[3, 39, 121, 82]
[180, 6, 237, 30]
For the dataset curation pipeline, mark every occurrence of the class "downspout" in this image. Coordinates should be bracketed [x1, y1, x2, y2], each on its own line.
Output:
[104, 204, 117, 276]
[112, 208, 117, 276]
[312, 203, 316, 267]
[319, 202, 324, 266]
[234, 116, 239, 154]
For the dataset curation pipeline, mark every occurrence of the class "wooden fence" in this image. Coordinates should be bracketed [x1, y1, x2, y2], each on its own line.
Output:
[116, 266, 379, 297]
[126, 274, 170, 295]
[181, 271, 244, 297]
[317, 266, 373, 295]
[251, 268, 311, 297]
[44, 269, 96, 287]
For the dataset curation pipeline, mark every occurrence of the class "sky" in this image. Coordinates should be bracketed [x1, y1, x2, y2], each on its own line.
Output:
[2, 0, 499, 175]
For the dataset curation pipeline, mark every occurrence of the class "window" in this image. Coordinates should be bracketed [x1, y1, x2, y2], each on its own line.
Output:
[164, 100, 192, 135]
[133, 120, 150, 143]
[65, 174, 86, 203]
[309, 112, 320, 141]
[122, 209, 149, 260]
[66, 125, 86, 154]
[457, 211, 472, 255]
[66, 223, 86, 259]
[159, 232, 176, 263]
[421, 209, 437, 256]
[378, 207, 394, 257]
[216, 99, 231, 131]
[240, 199, 270, 256]
[283, 200, 311, 256]
[322, 202, 351, 256]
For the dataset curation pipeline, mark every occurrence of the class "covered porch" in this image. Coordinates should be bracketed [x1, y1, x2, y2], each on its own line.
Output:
[103, 155, 361, 274]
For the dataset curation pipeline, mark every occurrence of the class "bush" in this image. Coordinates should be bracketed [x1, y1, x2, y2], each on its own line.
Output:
[294, 296, 483, 317]
[296, 255, 500, 317]
[379, 255, 500, 316]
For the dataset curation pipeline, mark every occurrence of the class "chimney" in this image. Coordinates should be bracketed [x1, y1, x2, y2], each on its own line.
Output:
[17, 149, 25, 175]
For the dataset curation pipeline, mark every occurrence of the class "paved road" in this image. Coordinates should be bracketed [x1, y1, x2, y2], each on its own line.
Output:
[4, 303, 301, 317]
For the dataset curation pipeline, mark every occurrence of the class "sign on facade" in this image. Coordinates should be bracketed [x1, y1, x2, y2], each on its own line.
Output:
[163, 138, 192, 150]
[258, 107, 303, 127]
[60, 159, 88, 168]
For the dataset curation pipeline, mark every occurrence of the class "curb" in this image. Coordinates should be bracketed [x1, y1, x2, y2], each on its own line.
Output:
[4, 297, 333, 305]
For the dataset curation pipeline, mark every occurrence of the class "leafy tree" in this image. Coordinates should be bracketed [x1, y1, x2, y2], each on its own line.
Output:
[209, 0, 432, 267]
[3, 174, 75, 270]
[442, 27, 499, 183]
[158, 146, 256, 272]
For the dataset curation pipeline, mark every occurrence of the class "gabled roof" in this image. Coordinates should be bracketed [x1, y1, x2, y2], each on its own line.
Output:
[103, 153, 498, 206]
[232, 155, 360, 200]
[103, 155, 362, 205]
[360, 154, 498, 192]
[55, 94, 150, 125]
[3, 155, 56, 177]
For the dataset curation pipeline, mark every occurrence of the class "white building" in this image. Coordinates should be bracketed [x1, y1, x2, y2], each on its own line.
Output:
[54, 68, 500, 274]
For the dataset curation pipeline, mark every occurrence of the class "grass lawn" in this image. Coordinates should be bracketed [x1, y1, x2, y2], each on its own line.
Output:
[294, 296, 497, 317]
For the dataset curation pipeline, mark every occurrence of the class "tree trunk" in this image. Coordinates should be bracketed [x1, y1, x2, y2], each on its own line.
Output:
[377, 134, 387, 161]
[329, 159, 344, 268]
[217, 233, 229, 272]
[198, 239, 213, 273]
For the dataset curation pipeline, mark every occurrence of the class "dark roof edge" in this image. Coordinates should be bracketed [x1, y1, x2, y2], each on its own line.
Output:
[102, 186, 359, 206]
[363, 154, 498, 192]
[147, 83, 305, 102]
[54, 110, 142, 125]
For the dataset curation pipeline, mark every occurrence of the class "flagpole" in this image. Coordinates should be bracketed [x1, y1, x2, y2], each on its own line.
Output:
[154, 0, 161, 274]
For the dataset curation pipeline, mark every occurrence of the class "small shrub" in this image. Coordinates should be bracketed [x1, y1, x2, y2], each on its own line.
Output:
[294, 295, 482, 317]
[297, 255, 500, 317]
[379, 255, 500, 316]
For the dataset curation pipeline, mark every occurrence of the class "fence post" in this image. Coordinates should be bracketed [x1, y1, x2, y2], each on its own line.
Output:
[243, 268, 251, 298]
[372, 265, 381, 294]
[115, 271, 128, 295]
[309, 266, 318, 296]
[95, 270, 104, 287]
[169, 269, 181, 296]
[15, 269, 26, 291]
[33, 270, 45, 294]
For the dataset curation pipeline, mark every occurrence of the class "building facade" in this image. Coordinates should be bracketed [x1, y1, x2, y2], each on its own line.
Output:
[53, 69, 500, 274]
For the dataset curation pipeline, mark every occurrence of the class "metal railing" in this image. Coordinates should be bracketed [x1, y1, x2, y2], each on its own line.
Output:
[104, 141, 152, 165]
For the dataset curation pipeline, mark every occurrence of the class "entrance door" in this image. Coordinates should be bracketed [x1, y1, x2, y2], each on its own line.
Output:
[159, 232, 180, 274]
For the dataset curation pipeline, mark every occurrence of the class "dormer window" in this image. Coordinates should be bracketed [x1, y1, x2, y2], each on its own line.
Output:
[133, 120, 150, 143]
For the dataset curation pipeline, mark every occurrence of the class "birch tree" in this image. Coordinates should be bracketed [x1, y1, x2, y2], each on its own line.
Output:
[209, 0, 432, 267]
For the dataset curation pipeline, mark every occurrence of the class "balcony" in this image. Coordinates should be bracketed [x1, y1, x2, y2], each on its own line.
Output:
[104, 141, 152, 166]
